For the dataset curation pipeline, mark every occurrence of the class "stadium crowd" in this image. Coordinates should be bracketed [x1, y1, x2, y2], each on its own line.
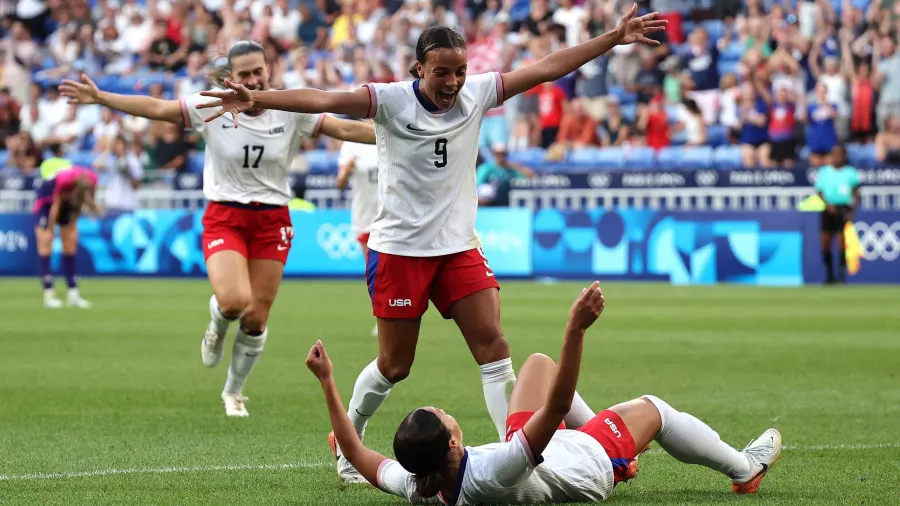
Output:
[2, 0, 900, 196]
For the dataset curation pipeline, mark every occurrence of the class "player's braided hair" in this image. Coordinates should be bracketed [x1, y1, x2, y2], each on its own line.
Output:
[393, 409, 452, 498]
[409, 25, 467, 79]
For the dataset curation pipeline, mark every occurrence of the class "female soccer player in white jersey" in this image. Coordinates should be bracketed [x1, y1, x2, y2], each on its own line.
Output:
[59, 41, 376, 418]
[305, 282, 783, 504]
[198, 4, 667, 479]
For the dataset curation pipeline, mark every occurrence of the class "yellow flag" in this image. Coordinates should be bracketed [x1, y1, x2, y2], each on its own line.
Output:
[844, 222, 863, 275]
[797, 194, 826, 211]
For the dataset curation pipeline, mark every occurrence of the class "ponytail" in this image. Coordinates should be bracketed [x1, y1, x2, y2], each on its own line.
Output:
[414, 470, 444, 498]
[393, 409, 452, 498]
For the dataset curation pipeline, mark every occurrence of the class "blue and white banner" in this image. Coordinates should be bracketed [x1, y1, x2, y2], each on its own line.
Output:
[0, 209, 896, 284]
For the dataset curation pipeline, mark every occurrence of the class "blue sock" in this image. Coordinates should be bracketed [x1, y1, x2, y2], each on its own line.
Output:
[63, 254, 77, 289]
[39, 255, 53, 290]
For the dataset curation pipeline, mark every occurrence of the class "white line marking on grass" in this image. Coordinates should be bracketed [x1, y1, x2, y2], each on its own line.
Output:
[0, 462, 330, 481]
[2, 443, 898, 482]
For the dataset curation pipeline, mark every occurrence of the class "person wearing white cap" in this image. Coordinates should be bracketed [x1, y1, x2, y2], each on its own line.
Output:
[476, 143, 536, 206]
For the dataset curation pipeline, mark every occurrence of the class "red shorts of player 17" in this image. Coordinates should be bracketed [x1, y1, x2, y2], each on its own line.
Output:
[202, 201, 294, 264]
[505, 410, 638, 484]
[365, 247, 500, 319]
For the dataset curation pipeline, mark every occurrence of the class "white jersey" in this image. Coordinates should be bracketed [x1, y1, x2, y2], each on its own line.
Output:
[377, 428, 615, 505]
[363, 72, 505, 256]
[338, 140, 380, 236]
[180, 92, 324, 206]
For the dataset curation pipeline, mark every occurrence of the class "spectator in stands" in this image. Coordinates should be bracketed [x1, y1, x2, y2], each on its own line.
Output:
[94, 135, 143, 214]
[767, 87, 798, 168]
[508, 117, 535, 152]
[146, 18, 185, 72]
[844, 31, 876, 143]
[719, 72, 740, 142]
[6, 132, 42, 175]
[810, 33, 849, 141]
[875, 115, 900, 164]
[0, 21, 40, 106]
[537, 81, 567, 149]
[92, 107, 120, 153]
[0, 85, 20, 146]
[685, 27, 719, 124]
[633, 50, 664, 104]
[150, 122, 190, 174]
[555, 98, 598, 149]
[739, 82, 770, 168]
[637, 94, 670, 151]
[874, 33, 900, 129]
[175, 52, 210, 99]
[676, 98, 708, 147]
[598, 96, 630, 147]
[552, 0, 586, 48]
[476, 143, 536, 207]
[804, 83, 839, 168]
[43, 104, 85, 154]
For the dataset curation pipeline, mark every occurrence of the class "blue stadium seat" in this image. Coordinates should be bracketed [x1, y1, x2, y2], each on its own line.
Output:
[720, 41, 744, 62]
[574, 147, 624, 170]
[188, 152, 204, 173]
[701, 20, 724, 41]
[0, 150, 8, 168]
[68, 151, 97, 168]
[848, 143, 877, 166]
[508, 148, 545, 166]
[717, 60, 738, 77]
[569, 147, 601, 166]
[680, 146, 714, 169]
[665, 104, 680, 124]
[305, 149, 330, 174]
[798, 145, 810, 162]
[656, 147, 683, 170]
[620, 103, 638, 123]
[608, 86, 636, 105]
[707, 125, 728, 147]
[713, 146, 743, 170]
[624, 147, 656, 170]
[670, 130, 688, 146]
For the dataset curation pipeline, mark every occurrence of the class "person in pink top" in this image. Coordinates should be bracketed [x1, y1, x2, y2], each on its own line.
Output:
[33, 166, 103, 309]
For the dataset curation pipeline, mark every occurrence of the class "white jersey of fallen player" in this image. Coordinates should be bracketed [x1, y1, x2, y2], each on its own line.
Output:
[376, 428, 615, 505]
[363, 72, 505, 256]
[180, 92, 323, 206]
[339, 140, 380, 237]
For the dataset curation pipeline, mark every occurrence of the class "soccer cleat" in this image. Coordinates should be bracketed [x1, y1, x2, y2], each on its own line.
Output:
[201, 321, 227, 368]
[222, 392, 249, 417]
[44, 292, 63, 309]
[65, 293, 92, 309]
[328, 431, 367, 483]
[732, 428, 782, 494]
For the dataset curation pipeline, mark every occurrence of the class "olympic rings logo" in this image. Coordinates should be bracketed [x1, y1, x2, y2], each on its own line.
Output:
[316, 223, 361, 260]
[855, 221, 900, 262]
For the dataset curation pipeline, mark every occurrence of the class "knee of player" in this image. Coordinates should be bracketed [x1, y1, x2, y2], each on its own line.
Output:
[218, 295, 251, 318]
[523, 353, 555, 368]
[239, 310, 269, 333]
[378, 363, 412, 384]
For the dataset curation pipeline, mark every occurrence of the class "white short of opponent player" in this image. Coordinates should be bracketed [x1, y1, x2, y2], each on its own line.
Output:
[305, 282, 782, 504]
[198, 4, 666, 481]
[60, 41, 376, 417]
[335, 127, 380, 336]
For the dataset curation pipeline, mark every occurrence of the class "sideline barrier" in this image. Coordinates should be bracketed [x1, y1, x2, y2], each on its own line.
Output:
[0, 209, 896, 284]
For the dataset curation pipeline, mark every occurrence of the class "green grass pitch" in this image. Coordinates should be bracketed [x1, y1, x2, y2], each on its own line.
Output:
[0, 278, 898, 505]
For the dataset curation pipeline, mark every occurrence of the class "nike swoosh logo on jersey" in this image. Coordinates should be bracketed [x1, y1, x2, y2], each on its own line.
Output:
[222, 123, 235, 129]
[406, 124, 426, 132]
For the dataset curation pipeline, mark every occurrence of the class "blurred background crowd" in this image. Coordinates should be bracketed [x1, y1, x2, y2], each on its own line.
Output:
[2, 0, 900, 204]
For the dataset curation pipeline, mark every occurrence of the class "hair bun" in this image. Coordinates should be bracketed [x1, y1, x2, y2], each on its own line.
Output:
[414, 471, 443, 498]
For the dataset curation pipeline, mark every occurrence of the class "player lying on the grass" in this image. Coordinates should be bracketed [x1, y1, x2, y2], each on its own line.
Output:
[305, 282, 782, 504]
[33, 164, 102, 309]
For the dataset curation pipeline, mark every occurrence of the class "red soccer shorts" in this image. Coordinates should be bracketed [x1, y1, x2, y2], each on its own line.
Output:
[201, 201, 294, 264]
[365, 247, 500, 319]
[504, 410, 637, 484]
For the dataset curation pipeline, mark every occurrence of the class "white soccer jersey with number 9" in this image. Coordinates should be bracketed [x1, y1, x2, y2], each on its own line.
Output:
[363, 72, 505, 257]
[180, 92, 324, 206]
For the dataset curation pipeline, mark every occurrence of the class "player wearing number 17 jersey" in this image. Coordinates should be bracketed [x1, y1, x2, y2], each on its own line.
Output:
[60, 41, 376, 417]
[198, 4, 668, 480]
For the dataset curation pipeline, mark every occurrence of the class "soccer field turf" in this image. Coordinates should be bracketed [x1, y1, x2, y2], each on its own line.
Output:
[0, 279, 897, 505]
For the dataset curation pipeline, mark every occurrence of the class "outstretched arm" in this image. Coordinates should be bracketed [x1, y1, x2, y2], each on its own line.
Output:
[198, 84, 373, 121]
[319, 116, 376, 144]
[521, 282, 605, 457]
[502, 5, 666, 98]
[59, 73, 184, 125]
[306, 341, 388, 488]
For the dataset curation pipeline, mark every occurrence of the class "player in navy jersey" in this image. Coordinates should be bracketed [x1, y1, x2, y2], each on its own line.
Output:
[198, 4, 667, 482]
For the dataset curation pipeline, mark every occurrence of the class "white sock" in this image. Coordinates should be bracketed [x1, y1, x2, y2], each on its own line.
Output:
[644, 395, 752, 482]
[480, 358, 517, 441]
[210, 295, 241, 335]
[347, 360, 393, 439]
[223, 328, 267, 394]
[564, 391, 595, 429]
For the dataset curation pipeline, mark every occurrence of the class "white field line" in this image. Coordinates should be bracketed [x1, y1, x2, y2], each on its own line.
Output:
[1, 442, 898, 482]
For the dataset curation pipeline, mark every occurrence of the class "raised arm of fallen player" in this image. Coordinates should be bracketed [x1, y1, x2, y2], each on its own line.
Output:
[59, 73, 186, 125]
[196, 4, 665, 120]
[305, 340, 388, 488]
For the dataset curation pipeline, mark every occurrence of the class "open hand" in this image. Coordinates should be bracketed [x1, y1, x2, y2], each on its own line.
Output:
[305, 340, 333, 381]
[59, 73, 101, 105]
[568, 281, 606, 331]
[196, 80, 255, 128]
[615, 4, 667, 46]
